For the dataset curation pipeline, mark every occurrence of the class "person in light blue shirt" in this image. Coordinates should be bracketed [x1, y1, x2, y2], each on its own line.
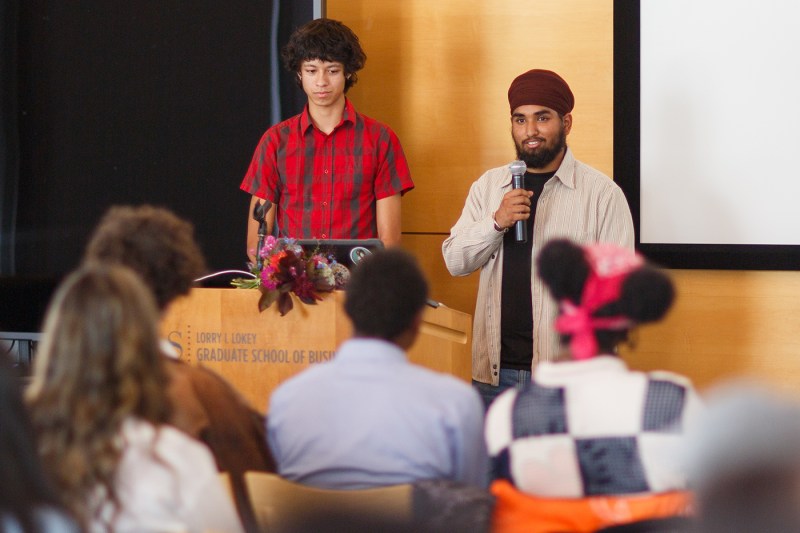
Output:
[266, 249, 488, 489]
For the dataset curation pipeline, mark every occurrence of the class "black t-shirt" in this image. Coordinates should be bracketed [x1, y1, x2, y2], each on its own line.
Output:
[500, 171, 555, 370]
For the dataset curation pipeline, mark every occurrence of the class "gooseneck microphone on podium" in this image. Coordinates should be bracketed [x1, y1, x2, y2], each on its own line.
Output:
[252, 199, 272, 268]
[508, 160, 527, 243]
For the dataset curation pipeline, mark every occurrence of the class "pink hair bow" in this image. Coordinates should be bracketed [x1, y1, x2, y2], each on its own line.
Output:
[553, 244, 643, 360]
[555, 301, 632, 360]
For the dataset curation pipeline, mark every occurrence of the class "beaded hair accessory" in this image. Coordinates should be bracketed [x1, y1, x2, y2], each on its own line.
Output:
[553, 244, 644, 360]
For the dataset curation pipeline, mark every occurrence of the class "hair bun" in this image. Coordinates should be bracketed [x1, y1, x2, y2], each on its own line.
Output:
[619, 267, 675, 324]
[537, 239, 591, 303]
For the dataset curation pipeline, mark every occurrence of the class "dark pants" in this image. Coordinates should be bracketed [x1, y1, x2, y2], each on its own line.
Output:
[472, 368, 532, 411]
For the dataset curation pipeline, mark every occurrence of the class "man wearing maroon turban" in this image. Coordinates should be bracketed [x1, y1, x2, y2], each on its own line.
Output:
[442, 69, 635, 409]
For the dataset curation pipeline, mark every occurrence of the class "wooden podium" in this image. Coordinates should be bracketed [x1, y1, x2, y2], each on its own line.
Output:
[160, 289, 472, 413]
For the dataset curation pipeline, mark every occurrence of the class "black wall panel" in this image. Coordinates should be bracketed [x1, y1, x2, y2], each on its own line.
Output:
[15, 2, 274, 277]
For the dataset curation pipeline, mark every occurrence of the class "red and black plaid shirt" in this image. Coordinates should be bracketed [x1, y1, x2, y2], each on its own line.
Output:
[240, 99, 414, 239]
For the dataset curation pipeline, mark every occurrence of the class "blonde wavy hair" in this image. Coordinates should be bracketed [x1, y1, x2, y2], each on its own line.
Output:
[27, 263, 171, 528]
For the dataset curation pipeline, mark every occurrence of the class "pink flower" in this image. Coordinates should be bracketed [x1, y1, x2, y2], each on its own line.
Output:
[260, 266, 279, 290]
[234, 236, 347, 314]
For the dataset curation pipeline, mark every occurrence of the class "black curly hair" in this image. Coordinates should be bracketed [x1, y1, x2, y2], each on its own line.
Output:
[344, 249, 428, 341]
[536, 239, 675, 354]
[282, 18, 366, 92]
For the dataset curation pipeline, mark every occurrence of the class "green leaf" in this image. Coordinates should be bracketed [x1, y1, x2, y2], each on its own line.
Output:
[258, 289, 279, 312]
[297, 294, 319, 305]
[231, 277, 261, 290]
[277, 292, 294, 316]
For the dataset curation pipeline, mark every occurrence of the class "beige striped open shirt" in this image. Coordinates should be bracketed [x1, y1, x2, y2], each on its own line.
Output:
[442, 148, 634, 385]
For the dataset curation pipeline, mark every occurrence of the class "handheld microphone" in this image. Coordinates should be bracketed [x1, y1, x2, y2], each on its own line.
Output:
[508, 160, 527, 243]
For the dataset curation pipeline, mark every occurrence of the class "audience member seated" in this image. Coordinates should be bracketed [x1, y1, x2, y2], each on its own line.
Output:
[83, 205, 275, 531]
[27, 264, 244, 532]
[0, 354, 80, 533]
[484, 239, 703, 532]
[686, 382, 800, 533]
[267, 249, 488, 489]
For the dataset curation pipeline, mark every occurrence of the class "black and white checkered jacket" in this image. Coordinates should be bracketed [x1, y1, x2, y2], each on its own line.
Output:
[485, 356, 703, 498]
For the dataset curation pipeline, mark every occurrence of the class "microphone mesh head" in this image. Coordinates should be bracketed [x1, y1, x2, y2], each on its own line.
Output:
[509, 160, 527, 175]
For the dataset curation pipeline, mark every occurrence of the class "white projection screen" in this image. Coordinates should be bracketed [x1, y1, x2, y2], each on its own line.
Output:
[613, 0, 800, 269]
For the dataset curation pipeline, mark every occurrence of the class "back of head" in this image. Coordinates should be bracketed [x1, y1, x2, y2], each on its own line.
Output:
[282, 18, 366, 91]
[30, 262, 169, 422]
[28, 263, 170, 523]
[83, 205, 206, 311]
[344, 249, 428, 341]
[687, 383, 800, 532]
[536, 239, 674, 359]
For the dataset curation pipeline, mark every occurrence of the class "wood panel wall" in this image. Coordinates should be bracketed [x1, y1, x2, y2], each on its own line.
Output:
[328, 0, 613, 315]
[328, 0, 800, 394]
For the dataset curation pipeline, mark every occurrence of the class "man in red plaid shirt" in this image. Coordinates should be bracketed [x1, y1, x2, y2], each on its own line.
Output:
[241, 19, 414, 261]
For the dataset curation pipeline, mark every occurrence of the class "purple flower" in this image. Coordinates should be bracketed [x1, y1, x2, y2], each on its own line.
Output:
[260, 266, 279, 290]
[259, 235, 278, 257]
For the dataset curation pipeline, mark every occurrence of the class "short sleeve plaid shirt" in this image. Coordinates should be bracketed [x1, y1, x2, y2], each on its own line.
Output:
[240, 99, 414, 239]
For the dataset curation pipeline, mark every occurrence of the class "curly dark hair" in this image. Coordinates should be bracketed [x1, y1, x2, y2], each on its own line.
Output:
[83, 205, 207, 311]
[282, 18, 366, 92]
[344, 249, 429, 341]
[536, 239, 675, 354]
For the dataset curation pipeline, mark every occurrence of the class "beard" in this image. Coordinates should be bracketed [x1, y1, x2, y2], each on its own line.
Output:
[515, 126, 567, 170]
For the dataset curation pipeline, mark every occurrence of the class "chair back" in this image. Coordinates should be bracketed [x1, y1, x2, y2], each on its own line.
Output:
[218, 471, 234, 503]
[244, 471, 412, 533]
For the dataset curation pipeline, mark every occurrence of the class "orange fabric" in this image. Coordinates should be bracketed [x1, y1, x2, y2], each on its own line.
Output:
[490, 480, 693, 533]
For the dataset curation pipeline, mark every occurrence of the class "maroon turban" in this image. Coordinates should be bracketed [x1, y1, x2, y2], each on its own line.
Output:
[508, 69, 574, 116]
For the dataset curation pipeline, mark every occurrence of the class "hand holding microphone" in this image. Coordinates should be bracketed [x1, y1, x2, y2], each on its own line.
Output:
[493, 160, 531, 242]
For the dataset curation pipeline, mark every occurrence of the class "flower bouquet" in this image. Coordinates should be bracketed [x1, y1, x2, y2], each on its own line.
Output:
[231, 236, 350, 316]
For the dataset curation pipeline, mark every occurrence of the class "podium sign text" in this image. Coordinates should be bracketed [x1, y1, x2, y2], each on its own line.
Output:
[160, 289, 472, 413]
